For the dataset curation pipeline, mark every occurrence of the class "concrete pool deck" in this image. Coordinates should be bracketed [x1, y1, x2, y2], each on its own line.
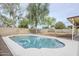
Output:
[2, 34, 79, 56]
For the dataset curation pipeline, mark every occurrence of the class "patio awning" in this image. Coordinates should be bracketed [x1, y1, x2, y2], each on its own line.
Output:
[67, 16, 79, 28]
[67, 16, 79, 40]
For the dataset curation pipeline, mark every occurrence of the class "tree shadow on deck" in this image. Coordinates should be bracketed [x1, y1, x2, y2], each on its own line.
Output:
[0, 35, 13, 56]
[74, 34, 79, 41]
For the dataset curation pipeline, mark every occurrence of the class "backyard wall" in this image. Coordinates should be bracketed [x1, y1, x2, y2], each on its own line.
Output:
[40, 29, 72, 34]
[0, 28, 29, 36]
[40, 29, 72, 39]
[0, 27, 72, 37]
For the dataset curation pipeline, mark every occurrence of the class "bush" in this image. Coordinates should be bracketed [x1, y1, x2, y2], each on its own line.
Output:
[18, 19, 29, 28]
[67, 25, 72, 29]
[55, 21, 66, 29]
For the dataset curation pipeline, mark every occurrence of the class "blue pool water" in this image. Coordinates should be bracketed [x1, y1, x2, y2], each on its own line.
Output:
[10, 35, 65, 48]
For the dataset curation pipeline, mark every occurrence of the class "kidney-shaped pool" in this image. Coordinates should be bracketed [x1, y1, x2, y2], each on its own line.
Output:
[9, 35, 65, 48]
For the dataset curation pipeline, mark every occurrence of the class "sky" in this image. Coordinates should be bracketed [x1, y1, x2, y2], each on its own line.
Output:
[49, 3, 79, 26]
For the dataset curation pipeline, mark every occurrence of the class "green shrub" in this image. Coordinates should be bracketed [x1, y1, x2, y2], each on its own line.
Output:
[55, 21, 66, 29]
[18, 19, 29, 28]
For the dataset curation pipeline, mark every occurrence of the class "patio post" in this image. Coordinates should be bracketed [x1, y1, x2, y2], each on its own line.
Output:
[72, 18, 74, 40]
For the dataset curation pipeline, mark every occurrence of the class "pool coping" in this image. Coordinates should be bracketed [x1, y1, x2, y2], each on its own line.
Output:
[2, 34, 79, 56]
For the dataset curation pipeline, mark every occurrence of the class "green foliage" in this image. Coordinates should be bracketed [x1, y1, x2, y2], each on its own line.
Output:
[67, 25, 72, 29]
[18, 19, 29, 28]
[0, 3, 20, 27]
[44, 16, 56, 28]
[3, 19, 14, 27]
[0, 15, 14, 27]
[55, 21, 66, 29]
[27, 3, 49, 28]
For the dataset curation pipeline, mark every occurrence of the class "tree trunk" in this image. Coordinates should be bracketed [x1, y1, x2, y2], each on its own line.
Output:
[35, 19, 38, 34]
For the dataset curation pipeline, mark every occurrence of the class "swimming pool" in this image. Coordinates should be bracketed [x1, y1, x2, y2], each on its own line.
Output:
[9, 35, 65, 48]
[3, 34, 79, 56]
